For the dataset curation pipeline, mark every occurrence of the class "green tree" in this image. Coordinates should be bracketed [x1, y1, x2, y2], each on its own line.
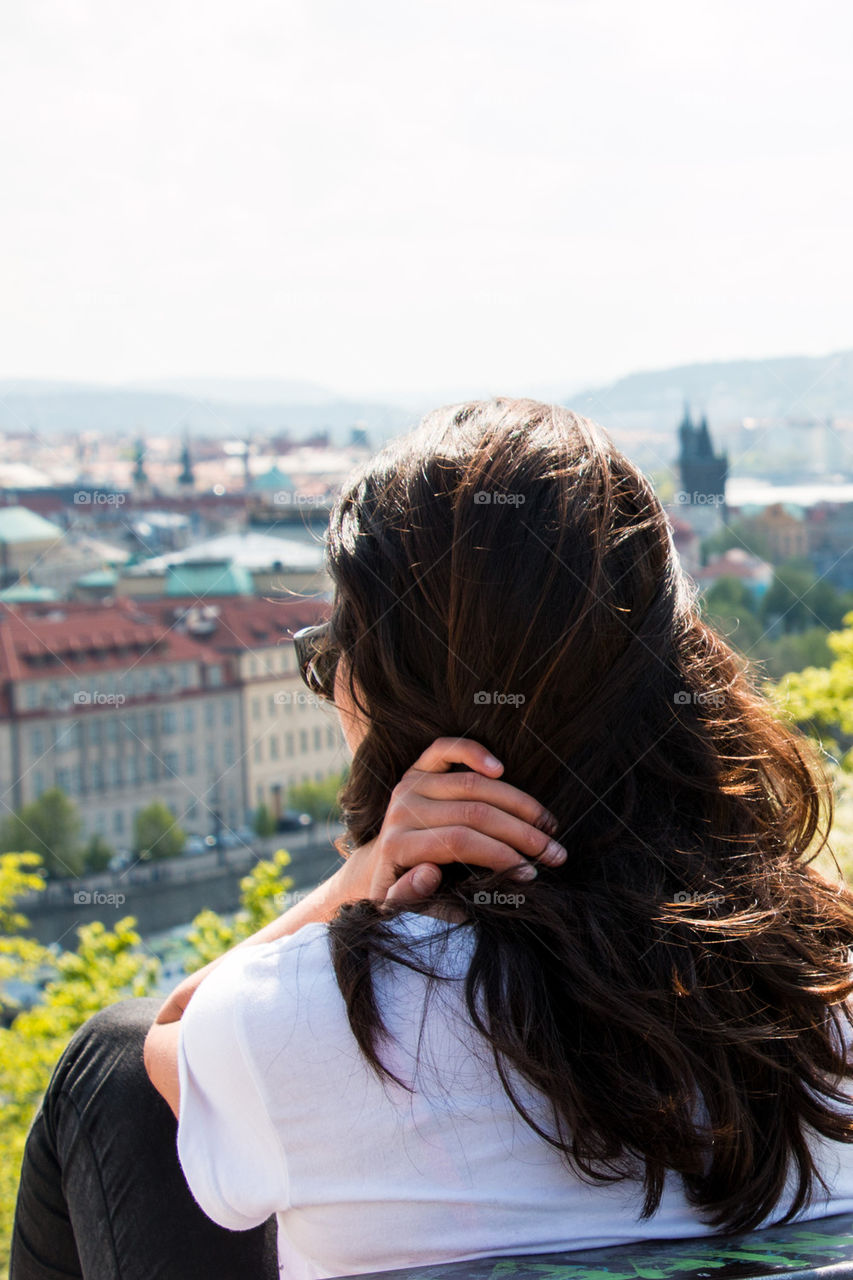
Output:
[0, 789, 84, 879]
[184, 848, 294, 970]
[0, 846, 296, 1271]
[82, 833, 115, 873]
[768, 611, 853, 770]
[700, 518, 772, 566]
[252, 802, 277, 837]
[132, 802, 185, 861]
[0, 854, 159, 1272]
[287, 770, 347, 821]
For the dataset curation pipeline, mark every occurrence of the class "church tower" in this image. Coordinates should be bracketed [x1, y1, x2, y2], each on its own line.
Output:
[676, 405, 728, 536]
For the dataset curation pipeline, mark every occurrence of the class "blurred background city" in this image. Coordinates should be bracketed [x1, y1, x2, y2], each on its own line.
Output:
[1, 6, 852, 1233]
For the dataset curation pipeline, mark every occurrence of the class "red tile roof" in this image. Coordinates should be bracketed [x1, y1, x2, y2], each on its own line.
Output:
[0, 594, 330, 688]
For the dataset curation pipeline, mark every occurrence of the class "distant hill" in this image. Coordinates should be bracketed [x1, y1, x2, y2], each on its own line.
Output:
[3, 351, 853, 442]
[570, 349, 853, 432]
[0, 380, 416, 443]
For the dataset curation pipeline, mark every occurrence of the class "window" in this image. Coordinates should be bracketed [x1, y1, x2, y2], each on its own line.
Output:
[146, 755, 158, 782]
[164, 751, 179, 776]
[224, 739, 235, 767]
[25, 685, 39, 709]
[185, 745, 196, 775]
[114, 811, 124, 834]
[251, 697, 261, 721]
[256, 784, 264, 804]
[269, 736, 279, 760]
[222, 701, 233, 727]
[205, 743, 215, 772]
[33, 771, 46, 796]
[205, 702, 215, 729]
[184, 705, 195, 733]
[109, 758, 122, 786]
[143, 711, 156, 737]
[91, 762, 104, 792]
[30, 728, 45, 756]
[253, 740, 262, 763]
[249, 657, 257, 676]
[129, 758, 141, 785]
[56, 767, 70, 792]
[90, 719, 103, 746]
[207, 665, 222, 687]
[285, 732, 293, 756]
[313, 727, 322, 751]
[162, 709, 177, 735]
[299, 729, 308, 754]
[268, 695, 276, 717]
[326, 726, 335, 748]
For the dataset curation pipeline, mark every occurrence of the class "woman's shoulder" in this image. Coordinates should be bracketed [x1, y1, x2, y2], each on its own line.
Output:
[212, 911, 475, 1054]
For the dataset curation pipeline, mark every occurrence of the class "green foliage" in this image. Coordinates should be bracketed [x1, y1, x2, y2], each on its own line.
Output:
[0, 789, 84, 879]
[700, 517, 772, 565]
[768, 611, 853, 770]
[699, 567, 852, 681]
[82, 833, 115, 873]
[184, 849, 294, 970]
[0, 853, 159, 1273]
[287, 769, 347, 821]
[0, 846, 297, 1271]
[132, 801, 186, 861]
[252, 801, 277, 837]
[761, 566, 853, 634]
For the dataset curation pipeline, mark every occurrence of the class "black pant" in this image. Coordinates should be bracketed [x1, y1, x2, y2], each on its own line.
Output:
[11, 997, 279, 1280]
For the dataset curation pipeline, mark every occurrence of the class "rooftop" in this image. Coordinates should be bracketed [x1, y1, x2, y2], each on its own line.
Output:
[0, 506, 64, 544]
[122, 530, 324, 576]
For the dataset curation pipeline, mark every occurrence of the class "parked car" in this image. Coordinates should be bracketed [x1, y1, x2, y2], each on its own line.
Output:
[182, 835, 207, 856]
[276, 810, 315, 832]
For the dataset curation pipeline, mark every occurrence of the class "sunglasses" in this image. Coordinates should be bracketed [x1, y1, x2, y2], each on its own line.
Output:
[293, 622, 340, 701]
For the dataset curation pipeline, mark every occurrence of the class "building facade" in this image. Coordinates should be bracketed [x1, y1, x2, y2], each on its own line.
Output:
[0, 594, 345, 851]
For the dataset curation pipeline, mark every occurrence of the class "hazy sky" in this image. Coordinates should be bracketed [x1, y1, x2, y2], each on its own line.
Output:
[2, 0, 851, 404]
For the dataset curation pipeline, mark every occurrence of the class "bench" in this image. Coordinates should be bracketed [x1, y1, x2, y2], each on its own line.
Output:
[340, 1211, 853, 1280]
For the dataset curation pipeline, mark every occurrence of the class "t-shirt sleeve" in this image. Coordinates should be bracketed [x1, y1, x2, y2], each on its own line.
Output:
[176, 945, 291, 1230]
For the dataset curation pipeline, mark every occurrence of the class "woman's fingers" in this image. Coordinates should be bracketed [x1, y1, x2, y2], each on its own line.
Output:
[409, 771, 559, 840]
[393, 826, 542, 881]
[408, 737, 505, 777]
[402, 795, 565, 868]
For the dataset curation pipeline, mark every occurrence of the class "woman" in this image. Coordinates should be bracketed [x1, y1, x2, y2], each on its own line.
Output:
[12, 398, 853, 1280]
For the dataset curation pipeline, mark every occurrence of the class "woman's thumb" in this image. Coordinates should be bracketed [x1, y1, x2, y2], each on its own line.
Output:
[384, 863, 442, 903]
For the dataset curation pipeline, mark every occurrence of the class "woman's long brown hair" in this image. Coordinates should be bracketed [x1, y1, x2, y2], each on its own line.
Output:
[323, 398, 853, 1233]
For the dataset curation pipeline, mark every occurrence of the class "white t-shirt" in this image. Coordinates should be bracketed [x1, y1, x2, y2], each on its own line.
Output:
[176, 911, 853, 1280]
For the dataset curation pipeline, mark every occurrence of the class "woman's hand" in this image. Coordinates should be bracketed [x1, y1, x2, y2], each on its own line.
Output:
[338, 737, 566, 906]
[152, 737, 563, 1026]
